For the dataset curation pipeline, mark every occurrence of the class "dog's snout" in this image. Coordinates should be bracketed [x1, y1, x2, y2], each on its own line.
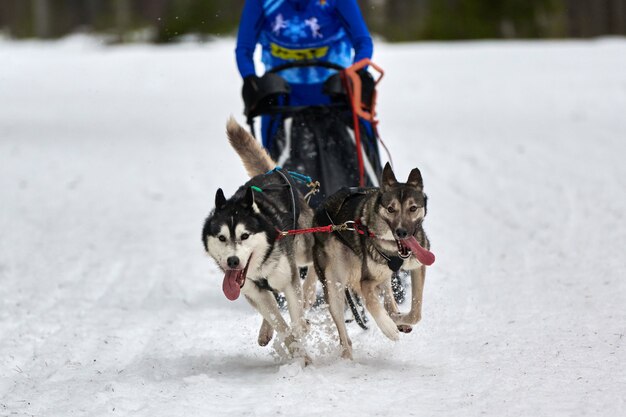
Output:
[227, 256, 240, 269]
[395, 228, 408, 239]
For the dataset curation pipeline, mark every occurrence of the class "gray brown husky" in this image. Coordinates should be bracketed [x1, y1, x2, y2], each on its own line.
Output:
[202, 118, 316, 363]
[312, 163, 434, 359]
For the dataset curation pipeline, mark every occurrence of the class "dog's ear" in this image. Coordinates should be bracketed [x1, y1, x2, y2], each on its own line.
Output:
[406, 168, 423, 189]
[215, 188, 227, 210]
[242, 186, 255, 209]
[381, 162, 398, 191]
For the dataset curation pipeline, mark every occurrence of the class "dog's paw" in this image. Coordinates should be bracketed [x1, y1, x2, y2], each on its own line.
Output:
[258, 324, 274, 347]
[287, 344, 312, 366]
[340, 346, 353, 360]
[258, 333, 273, 346]
[397, 324, 413, 333]
[291, 319, 310, 339]
[391, 312, 422, 326]
[285, 336, 304, 352]
[376, 315, 400, 341]
[303, 353, 313, 366]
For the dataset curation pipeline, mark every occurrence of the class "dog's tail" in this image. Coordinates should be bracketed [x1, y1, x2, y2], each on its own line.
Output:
[226, 117, 276, 177]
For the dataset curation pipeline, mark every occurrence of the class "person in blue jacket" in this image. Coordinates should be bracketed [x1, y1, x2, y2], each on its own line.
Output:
[235, 0, 374, 145]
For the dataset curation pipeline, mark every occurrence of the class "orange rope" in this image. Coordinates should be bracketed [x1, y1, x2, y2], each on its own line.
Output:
[340, 70, 365, 187]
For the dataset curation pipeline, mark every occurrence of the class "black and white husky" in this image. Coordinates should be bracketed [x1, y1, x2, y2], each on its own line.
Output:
[312, 163, 435, 359]
[202, 118, 316, 363]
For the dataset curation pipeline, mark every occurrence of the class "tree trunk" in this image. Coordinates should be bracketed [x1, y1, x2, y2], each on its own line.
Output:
[114, 0, 132, 42]
[33, 0, 51, 38]
[609, 0, 626, 34]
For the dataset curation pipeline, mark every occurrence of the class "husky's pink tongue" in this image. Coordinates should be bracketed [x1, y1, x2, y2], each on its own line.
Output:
[223, 270, 243, 301]
[405, 236, 436, 266]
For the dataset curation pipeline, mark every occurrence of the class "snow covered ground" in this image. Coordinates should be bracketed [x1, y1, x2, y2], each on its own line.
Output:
[1, 36, 625, 416]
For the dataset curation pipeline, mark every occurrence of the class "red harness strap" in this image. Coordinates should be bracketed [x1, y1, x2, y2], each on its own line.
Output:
[276, 224, 334, 240]
[353, 219, 376, 238]
[276, 220, 376, 240]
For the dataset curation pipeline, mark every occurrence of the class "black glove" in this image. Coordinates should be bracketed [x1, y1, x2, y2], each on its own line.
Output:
[322, 72, 344, 98]
[242, 75, 261, 116]
[242, 74, 291, 118]
[357, 69, 375, 107]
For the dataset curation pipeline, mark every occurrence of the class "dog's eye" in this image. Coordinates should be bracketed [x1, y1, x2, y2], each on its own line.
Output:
[410, 206, 418, 212]
[218, 235, 226, 242]
[387, 206, 396, 213]
[241, 233, 249, 240]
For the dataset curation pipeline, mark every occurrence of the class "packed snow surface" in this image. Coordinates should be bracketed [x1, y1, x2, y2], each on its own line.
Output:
[1, 36, 625, 416]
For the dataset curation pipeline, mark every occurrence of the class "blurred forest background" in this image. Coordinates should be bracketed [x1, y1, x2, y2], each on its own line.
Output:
[1, 0, 625, 43]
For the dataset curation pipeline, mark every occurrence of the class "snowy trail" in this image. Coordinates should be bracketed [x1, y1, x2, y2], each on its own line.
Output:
[1, 37, 625, 416]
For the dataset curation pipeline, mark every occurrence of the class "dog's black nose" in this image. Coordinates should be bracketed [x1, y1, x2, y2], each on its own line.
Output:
[227, 256, 240, 269]
[395, 228, 408, 239]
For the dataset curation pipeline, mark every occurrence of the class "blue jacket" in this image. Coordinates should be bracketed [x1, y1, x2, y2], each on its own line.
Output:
[236, 0, 373, 89]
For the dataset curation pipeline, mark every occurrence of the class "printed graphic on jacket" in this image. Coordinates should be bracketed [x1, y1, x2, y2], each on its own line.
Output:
[260, 0, 353, 84]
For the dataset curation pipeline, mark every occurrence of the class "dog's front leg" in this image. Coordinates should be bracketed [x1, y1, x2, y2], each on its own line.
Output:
[245, 291, 292, 345]
[245, 291, 310, 364]
[302, 266, 318, 311]
[245, 292, 290, 336]
[283, 264, 309, 337]
[320, 270, 353, 360]
[383, 278, 412, 333]
[362, 278, 399, 341]
[392, 265, 426, 325]
[382, 278, 399, 316]
[257, 319, 274, 346]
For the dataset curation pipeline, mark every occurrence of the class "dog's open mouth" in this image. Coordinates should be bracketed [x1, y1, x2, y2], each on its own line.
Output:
[396, 236, 436, 266]
[396, 239, 412, 259]
[222, 255, 251, 301]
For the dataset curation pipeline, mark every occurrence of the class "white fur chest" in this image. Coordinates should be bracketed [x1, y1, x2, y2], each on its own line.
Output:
[402, 255, 422, 270]
[248, 253, 292, 291]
